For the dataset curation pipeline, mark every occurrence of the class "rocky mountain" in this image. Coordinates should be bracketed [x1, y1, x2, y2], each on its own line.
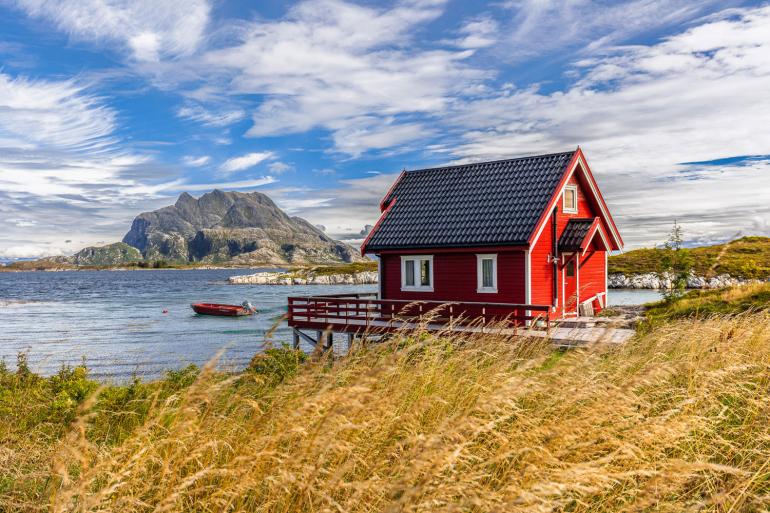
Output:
[122, 190, 363, 265]
[71, 242, 143, 266]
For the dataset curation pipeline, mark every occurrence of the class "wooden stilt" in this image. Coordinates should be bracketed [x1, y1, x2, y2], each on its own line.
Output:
[292, 329, 300, 350]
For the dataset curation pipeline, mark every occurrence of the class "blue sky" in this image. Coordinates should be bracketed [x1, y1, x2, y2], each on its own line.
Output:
[1, 0, 769, 258]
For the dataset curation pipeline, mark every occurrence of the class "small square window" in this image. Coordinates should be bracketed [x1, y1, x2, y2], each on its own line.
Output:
[476, 254, 498, 293]
[563, 185, 577, 213]
[401, 256, 433, 291]
[566, 259, 575, 277]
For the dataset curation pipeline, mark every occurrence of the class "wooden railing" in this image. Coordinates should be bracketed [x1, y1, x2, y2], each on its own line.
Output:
[287, 294, 551, 333]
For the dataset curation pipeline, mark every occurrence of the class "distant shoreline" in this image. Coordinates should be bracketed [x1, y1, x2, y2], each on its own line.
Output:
[0, 264, 274, 273]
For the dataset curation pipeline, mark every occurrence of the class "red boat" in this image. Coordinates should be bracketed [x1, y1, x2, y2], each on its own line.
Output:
[191, 302, 256, 317]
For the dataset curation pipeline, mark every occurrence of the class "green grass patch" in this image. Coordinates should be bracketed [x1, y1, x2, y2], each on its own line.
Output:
[289, 260, 378, 277]
[643, 282, 770, 326]
[609, 236, 770, 279]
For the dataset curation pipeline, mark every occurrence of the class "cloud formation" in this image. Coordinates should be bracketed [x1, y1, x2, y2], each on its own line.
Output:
[13, 0, 210, 61]
[219, 152, 275, 174]
[191, 0, 487, 155]
[182, 155, 211, 167]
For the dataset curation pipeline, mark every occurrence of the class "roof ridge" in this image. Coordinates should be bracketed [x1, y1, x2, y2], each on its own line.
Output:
[404, 150, 576, 174]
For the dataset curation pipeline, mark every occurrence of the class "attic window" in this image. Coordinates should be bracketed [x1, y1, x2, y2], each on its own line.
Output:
[563, 185, 578, 214]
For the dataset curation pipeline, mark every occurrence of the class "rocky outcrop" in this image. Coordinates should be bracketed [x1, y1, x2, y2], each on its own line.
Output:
[71, 242, 143, 266]
[609, 272, 759, 289]
[229, 270, 378, 285]
[122, 190, 363, 265]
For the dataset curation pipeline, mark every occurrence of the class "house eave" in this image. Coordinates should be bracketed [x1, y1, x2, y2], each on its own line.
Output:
[369, 242, 530, 254]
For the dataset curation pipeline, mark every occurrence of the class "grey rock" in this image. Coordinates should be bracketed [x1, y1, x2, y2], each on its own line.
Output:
[229, 270, 378, 285]
[609, 271, 755, 289]
[123, 190, 364, 265]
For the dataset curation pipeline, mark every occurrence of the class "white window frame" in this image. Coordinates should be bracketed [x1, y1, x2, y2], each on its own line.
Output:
[563, 184, 578, 214]
[476, 254, 498, 293]
[400, 255, 434, 291]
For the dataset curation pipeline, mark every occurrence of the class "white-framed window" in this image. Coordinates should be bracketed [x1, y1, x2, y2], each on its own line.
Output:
[401, 255, 433, 291]
[476, 254, 498, 293]
[563, 185, 578, 214]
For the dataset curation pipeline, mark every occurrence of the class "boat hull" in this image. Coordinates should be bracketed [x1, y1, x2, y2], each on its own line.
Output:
[191, 303, 253, 316]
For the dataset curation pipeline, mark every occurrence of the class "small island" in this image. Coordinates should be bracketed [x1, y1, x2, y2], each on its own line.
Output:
[228, 262, 378, 285]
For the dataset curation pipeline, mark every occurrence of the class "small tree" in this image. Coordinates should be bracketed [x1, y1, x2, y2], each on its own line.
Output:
[659, 221, 692, 299]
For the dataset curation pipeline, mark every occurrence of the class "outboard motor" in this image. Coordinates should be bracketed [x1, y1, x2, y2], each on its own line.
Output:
[242, 301, 256, 313]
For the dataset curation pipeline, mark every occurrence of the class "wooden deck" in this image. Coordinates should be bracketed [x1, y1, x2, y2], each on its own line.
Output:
[287, 293, 635, 349]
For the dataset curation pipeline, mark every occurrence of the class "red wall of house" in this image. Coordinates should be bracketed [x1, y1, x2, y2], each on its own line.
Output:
[578, 241, 607, 311]
[530, 175, 607, 315]
[380, 250, 526, 304]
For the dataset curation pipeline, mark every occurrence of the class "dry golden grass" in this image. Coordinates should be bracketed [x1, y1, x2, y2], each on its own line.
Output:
[8, 312, 759, 513]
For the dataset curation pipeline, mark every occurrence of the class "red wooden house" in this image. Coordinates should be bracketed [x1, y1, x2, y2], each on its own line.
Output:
[360, 148, 623, 318]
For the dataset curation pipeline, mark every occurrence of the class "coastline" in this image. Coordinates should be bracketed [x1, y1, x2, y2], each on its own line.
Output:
[609, 272, 766, 289]
[0, 265, 274, 273]
[4, 266, 764, 291]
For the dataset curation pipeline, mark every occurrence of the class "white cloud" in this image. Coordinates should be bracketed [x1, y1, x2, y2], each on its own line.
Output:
[331, 120, 434, 157]
[497, 0, 726, 62]
[183, 177, 277, 191]
[12, 0, 210, 61]
[219, 152, 275, 174]
[456, 17, 498, 49]
[182, 155, 211, 167]
[177, 103, 246, 127]
[439, 5, 770, 247]
[123, 176, 277, 195]
[194, 0, 487, 155]
[0, 244, 70, 259]
[0, 73, 116, 151]
[0, 72, 153, 197]
[0, 71, 189, 257]
[266, 172, 398, 242]
[268, 161, 292, 174]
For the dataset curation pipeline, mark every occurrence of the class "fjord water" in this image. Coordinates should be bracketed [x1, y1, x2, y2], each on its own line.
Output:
[0, 270, 659, 380]
[0, 269, 376, 380]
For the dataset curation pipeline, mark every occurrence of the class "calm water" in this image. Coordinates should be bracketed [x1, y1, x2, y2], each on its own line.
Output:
[0, 270, 658, 380]
[0, 269, 376, 380]
[606, 288, 662, 306]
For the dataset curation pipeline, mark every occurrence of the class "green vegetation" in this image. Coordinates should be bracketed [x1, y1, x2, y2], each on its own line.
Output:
[658, 221, 693, 298]
[644, 282, 770, 325]
[289, 260, 378, 276]
[0, 346, 306, 510]
[609, 235, 770, 279]
[3, 305, 770, 511]
[1, 258, 76, 271]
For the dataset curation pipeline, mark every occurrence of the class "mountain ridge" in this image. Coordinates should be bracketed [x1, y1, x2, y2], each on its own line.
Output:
[1, 190, 363, 269]
[121, 189, 363, 265]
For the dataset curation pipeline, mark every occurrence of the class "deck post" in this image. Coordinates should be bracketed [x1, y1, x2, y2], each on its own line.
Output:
[323, 331, 334, 352]
[292, 329, 300, 350]
[347, 333, 354, 350]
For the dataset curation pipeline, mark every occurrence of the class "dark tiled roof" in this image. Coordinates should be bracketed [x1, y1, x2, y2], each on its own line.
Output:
[364, 151, 576, 251]
[558, 218, 596, 251]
